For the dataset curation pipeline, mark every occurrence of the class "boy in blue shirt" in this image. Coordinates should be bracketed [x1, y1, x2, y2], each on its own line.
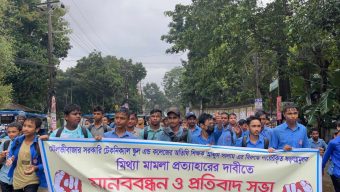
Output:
[6, 118, 47, 191]
[191, 113, 214, 145]
[308, 129, 327, 150]
[0, 122, 22, 192]
[322, 130, 340, 192]
[49, 104, 92, 139]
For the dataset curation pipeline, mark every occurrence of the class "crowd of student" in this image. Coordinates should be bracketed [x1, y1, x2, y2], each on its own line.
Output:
[0, 103, 339, 192]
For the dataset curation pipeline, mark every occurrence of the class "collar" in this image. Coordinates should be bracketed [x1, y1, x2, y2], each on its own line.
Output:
[283, 122, 300, 131]
[247, 135, 264, 145]
[146, 126, 163, 132]
[111, 129, 131, 138]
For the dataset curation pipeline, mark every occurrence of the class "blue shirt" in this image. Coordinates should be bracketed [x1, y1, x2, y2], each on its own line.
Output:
[260, 127, 273, 143]
[235, 135, 269, 149]
[322, 136, 340, 178]
[104, 130, 139, 139]
[217, 128, 237, 146]
[188, 125, 201, 137]
[0, 139, 13, 184]
[157, 127, 192, 143]
[191, 134, 215, 145]
[50, 125, 93, 138]
[213, 125, 224, 144]
[8, 135, 47, 188]
[271, 122, 310, 149]
[308, 138, 327, 149]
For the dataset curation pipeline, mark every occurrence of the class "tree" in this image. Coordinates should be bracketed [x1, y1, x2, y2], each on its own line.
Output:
[162, 66, 184, 106]
[0, 0, 15, 107]
[143, 83, 169, 113]
[56, 52, 147, 114]
[3, 0, 71, 111]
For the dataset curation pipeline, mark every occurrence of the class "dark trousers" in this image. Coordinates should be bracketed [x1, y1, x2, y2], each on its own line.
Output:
[14, 184, 39, 192]
[331, 175, 340, 192]
[0, 180, 14, 192]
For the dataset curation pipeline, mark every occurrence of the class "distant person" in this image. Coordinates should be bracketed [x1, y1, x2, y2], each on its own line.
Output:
[88, 106, 111, 137]
[308, 129, 327, 150]
[16, 113, 26, 126]
[127, 112, 140, 137]
[161, 117, 169, 128]
[192, 113, 214, 145]
[136, 118, 145, 129]
[186, 112, 201, 137]
[255, 110, 273, 144]
[0, 122, 22, 192]
[140, 109, 163, 140]
[102, 116, 110, 126]
[103, 107, 138, 139]
[157, 107, 191, 143]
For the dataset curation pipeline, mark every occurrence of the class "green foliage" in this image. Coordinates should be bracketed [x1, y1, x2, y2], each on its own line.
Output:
[162, 66, 184, 105]
[56, 52, 147, 114]
[143, 83, 169, 113]
[2, 0, 71, 111]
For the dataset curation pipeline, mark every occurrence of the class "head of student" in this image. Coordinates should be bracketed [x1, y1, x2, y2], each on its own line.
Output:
[93, 106, 105, 123]
[238, 119, 248, 132]
[220, 112, 229, 126]
[6, 122, 22, 140]
[283, 103, 299, 124]
[310, 129, 320, 141]
[22, 117, 42, 137]
[114, 107, 130, 129]
[127, 112, 138, 129]
[16, 112, 26, 125]
[167, 107, 181, 129]
[186, 112, 197, 129]
[149, 109, 162, 127]
[247, 116, 261, 137]
[255, 110, 268, 128]
[229, 113, 237, 126]
[198, 113, 214, 131]
[64, 104, 81, 129]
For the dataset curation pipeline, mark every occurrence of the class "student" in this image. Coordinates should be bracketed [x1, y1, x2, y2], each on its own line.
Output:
[157, 107, 191, 143]
[191, 113, 214, 145]
[88, 106, 111, 137]
[322, 130, 340, 192]
[255, 110, 273, 143]
[0, 122, 22, 192]
[6, 118, 47, 192]
[308, 129, 327, 150]
[127, 112, 140, 137]
[186, 112, 201, 137]
[49, 104, 93, 139]
[236, 116, 274, 152]
[140, 109, 163, 140]
[217, 113, 237, 146]
[271, 104, 310, 150]
[103, 107, 138, 139]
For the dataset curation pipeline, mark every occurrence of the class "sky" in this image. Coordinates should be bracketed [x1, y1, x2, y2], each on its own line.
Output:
[59, 0, 191, 89]
[59, 0, 272, 90]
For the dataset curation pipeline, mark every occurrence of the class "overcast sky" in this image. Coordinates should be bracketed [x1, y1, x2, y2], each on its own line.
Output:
[59, 0, 191, 89]
[59, 0, 272, 90]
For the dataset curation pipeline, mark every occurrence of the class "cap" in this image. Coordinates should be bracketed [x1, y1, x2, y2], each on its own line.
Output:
[167, 107, 180, 117]
[186, 112, 196, 119]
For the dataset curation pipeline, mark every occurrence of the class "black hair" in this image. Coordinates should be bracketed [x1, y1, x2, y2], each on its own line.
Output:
[336, 120, 340, 127]
[283, 103, 299, 113]
[229, 113, 237, 118]
[198, 113, 213, 125]
[25, 117, 42, 129]
[7, 122, 23, 132]
[150, 109, 162, 115]
[130, 112, 138, 119]
[116, 107, 130, 117]
[246, 116, 261, 125]
[255, 110, 268, 119]
[238, 119, 247, 126]
[310, 128, 319, 133]
[64, 104, 81, 115]
[93, 105, 104, 114]
[220, 112, 229, 117]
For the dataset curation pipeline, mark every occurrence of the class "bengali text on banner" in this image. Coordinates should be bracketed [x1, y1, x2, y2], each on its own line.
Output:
[39, 138, 321, 192]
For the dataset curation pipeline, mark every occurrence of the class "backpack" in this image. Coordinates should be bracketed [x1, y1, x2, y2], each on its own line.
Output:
[88, 124, 109, 133]
[164, 128, 189, 142]
[55, 127, 88, 138]
[241, 135, 269, 149]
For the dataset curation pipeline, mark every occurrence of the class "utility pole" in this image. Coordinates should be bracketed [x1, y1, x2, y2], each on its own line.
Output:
[37, 0, 61, 131]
